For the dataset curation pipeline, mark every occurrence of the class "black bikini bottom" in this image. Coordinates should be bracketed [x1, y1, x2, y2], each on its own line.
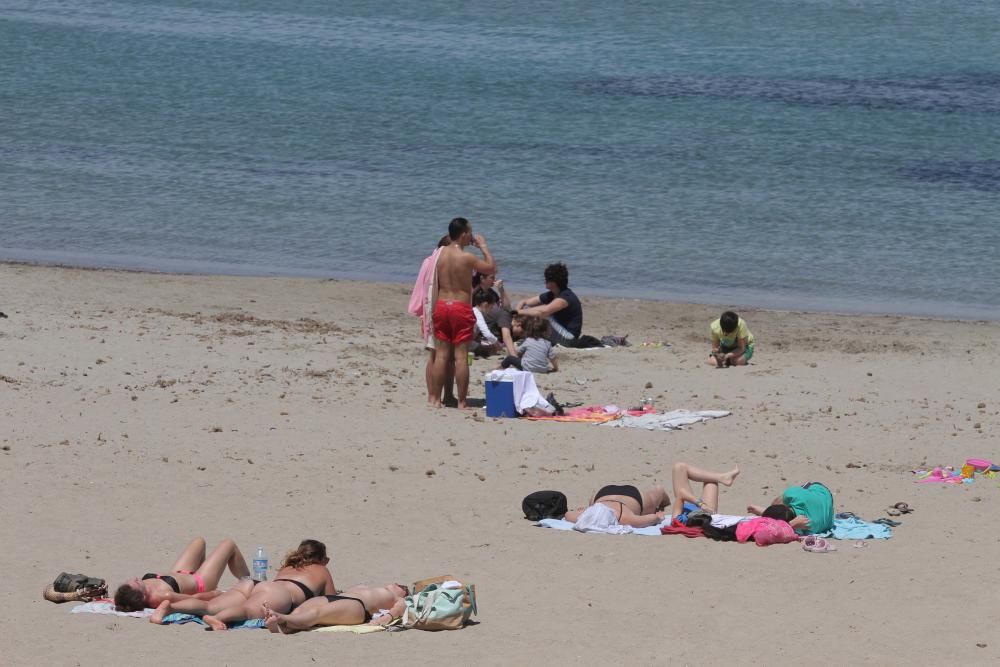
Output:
[324, 594, 372, 622]
[274, 578, 316, 604]
[594, 484, 644, 512]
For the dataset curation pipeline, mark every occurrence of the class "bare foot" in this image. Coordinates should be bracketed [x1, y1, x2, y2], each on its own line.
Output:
[202, 615, 228, 631]
[457, 400, 469, 409]
[262, 602, 287, 634]
[720, 465, 741, 487]
[149, 600, 171, 625]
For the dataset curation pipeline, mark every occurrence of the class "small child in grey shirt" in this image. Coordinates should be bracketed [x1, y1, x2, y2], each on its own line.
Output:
[501, 316, 559, 373]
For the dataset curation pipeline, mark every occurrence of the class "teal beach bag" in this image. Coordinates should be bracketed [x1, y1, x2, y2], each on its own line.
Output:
[402, 579, 477, 631]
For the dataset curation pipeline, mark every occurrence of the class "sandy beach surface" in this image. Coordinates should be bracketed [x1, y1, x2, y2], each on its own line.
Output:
[2, 262, 998, 666]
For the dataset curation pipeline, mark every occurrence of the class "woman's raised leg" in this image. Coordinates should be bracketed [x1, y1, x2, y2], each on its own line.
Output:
[671, 462, 740, 516]
[195, 539, 249, 591]
[170, 537, 207, 572]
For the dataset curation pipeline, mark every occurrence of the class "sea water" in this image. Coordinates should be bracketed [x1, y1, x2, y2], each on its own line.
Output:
[2, 0, 999, 318]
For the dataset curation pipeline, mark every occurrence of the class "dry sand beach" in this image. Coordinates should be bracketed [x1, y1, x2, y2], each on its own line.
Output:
[2, 262, 999, 665]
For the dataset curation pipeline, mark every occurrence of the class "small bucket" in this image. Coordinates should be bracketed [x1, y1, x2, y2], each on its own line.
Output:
[966, 458, 992, 472]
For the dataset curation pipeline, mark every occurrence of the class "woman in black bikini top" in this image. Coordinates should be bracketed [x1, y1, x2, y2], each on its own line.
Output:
[114, 537, 250, 612]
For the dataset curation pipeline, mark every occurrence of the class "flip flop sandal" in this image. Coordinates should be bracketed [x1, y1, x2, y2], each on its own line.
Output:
[893, 502, 914, 514]
[836, 512, 860, 520]
[873, 517, 902, 527]
[885, 507, 902, 516]
[799, 536, 837, 553]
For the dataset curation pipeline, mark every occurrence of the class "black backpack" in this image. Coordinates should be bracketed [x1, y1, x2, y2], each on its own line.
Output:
[522, 490, 568, 521]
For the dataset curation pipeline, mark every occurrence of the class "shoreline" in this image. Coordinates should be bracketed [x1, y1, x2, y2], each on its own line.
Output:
[0, 257, 993, 324]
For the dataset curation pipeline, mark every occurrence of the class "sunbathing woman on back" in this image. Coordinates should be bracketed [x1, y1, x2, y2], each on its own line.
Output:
[564, 462, 740, 528]
[113, 537, 250, 612]
[262, 582, 411, 633]
[149, 539, 336, 630]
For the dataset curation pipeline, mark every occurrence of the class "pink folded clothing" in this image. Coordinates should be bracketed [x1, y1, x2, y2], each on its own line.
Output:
[735, 517, 798, 546]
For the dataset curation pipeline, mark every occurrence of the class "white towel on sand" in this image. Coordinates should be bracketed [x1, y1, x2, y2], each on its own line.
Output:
[70, 601, 153, 618]
[537, 517, 664, 536]
[603, 409, 731, 431]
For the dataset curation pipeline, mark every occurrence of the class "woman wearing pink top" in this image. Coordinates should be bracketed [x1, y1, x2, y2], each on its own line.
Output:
[408, 235, 455, 405]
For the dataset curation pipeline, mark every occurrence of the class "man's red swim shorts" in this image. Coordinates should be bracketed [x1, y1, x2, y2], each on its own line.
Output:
[433, 299, 475, 345]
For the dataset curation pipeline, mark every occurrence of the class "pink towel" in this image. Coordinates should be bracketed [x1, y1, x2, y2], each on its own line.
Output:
[407, 248, 442, 318]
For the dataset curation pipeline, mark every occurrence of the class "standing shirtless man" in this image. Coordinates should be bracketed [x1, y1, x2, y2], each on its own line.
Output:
[430, 217, 496, 408]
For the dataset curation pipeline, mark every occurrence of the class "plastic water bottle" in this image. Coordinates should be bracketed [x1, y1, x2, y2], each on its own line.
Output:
[252, 546, 268, 581]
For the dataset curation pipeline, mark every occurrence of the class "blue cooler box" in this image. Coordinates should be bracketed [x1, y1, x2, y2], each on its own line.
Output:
[485, 375, 517, 418]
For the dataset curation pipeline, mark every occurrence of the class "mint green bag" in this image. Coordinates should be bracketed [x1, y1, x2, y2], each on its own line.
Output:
[402, 582, 477, 631]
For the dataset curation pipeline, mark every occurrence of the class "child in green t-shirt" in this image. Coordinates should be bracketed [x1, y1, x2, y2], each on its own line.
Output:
[707, 310, 755, 367]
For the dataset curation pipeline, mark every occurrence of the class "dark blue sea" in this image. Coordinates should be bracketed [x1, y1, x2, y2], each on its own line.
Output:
[3, 1, 999, 318]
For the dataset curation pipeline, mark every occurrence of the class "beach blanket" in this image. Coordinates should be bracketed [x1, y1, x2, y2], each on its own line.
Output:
[156, 613, 381, 632]
[70, 600, 153, 618]
[602, 409, 731, 431]
[160, 613, 265, 629]
[525, 404, 654, 424]
[69, 602, 267, 628]
[525, 407, 621, 424]
[817, 517, 893, 540]
[313, 624, 386, 634]
[536, 517, 666, 536]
